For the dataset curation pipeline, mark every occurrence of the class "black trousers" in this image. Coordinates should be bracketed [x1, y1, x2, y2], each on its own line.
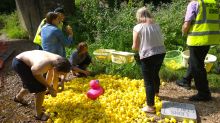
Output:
[140, 53, 165, 106]
[188, 46, 211, 96]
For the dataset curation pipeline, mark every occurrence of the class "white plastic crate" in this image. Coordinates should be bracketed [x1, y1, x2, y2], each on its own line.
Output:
[93, 49, 115, 61]
[111, 51, 135, 64]
[181, 50, 217, 72]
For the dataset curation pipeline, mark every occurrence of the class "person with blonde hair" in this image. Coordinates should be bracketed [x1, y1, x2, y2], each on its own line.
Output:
[132, 7, 166, 113]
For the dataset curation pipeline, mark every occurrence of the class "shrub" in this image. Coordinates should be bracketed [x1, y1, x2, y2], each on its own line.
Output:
[69, 0, 188, 79]
[153, 1, 188, 50]
[68, 0, 219, 86]
[0, 14, 6, 33]
[1, 11, 28, 39]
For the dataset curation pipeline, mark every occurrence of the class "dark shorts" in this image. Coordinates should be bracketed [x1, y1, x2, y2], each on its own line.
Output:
[12, 58, 46, 93]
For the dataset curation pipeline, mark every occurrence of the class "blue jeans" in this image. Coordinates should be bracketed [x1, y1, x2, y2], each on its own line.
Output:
[140, 53, 165, 106]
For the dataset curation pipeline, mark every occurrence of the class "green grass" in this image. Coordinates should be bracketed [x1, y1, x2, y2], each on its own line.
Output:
[0, 11, 28, 39]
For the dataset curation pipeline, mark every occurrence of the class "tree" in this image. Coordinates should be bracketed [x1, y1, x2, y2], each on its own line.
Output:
[15, 0, 74, 40]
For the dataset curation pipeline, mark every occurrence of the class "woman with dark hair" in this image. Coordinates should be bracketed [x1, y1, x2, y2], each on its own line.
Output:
[33, 7, 70, 50]
[69, 42, 92, 77]
[41, 12, 73, 58]
[12, 50, 71, 121]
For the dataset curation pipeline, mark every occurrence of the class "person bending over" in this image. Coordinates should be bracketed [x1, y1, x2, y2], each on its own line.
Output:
[69, 42, 92, 77]
[12, 50, 71, 121]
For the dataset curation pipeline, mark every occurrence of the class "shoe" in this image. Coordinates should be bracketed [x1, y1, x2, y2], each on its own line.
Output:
[142, 106, 156, 113]
[34, 112, 50, 121]
[189, 94, 212, 102]
[176, 79, 191, 90]
[13, 96, 30, 106]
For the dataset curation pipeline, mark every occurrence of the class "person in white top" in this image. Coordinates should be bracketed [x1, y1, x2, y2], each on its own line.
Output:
[132, 7, 166, 113]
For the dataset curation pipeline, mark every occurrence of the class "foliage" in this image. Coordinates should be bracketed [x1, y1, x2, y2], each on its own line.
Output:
[72, 0, 138, 51]
[153, 1, 188, 50]
[0, 14, 6, 33]
[208, 45, 220, 74]
[69, 0, 189, 81]
[0, 11, 28, 39]
[69, 1, 191, 82]
[208, 73, 220, 89]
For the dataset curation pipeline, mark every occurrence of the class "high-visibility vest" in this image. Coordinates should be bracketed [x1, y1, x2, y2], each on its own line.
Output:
[33, 19, 63, 46]
[187, 0, 220, 46]
[33, 19, 46, 46]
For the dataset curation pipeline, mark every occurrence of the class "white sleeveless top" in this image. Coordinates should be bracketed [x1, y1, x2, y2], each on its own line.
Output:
[133, 23, 166, 59]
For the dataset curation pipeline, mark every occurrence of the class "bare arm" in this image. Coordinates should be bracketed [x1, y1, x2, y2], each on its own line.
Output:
[46, 69, 53, 85]
[52, 69, 59, 92]
[29, 60, 57, 96]
[132, 31, 139, 51]
[182, 21, 191, 36]
[31, 65, 50, 88]
[72, 66, 90, 76]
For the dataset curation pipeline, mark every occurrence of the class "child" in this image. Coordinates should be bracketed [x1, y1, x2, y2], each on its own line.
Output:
[132, 7, 166, 113]
[69, 42, 92, 77]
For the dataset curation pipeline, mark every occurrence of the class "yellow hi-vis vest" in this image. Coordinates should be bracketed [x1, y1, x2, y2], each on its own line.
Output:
[187, 0, 220, 46]
[33, 19, 63, 46]
[33, 19, 46, 46]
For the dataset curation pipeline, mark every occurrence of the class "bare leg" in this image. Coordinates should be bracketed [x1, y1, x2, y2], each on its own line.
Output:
[35, 91, 46, 117]
[16, 87, 29, 100]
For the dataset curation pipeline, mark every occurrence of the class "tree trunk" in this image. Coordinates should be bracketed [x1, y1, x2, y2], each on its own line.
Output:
[15, 0, 74, 40]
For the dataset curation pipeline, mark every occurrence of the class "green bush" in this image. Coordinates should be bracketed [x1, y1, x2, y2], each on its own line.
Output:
[73, 0, 187, 50]
[154, 1, 188, 50]
[1, 11, 28, 39]
[0, 14, 6, 33]
[69, 0, 188, 80]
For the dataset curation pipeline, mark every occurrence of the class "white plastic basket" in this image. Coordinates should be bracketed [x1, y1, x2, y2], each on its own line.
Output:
[181, 50, 217, 72]
[93, 49, 115, 61]
[111, 51, 135, 64]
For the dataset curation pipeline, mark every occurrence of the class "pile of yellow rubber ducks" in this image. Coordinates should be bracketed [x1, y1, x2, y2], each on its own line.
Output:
[43, 74, 194, 123]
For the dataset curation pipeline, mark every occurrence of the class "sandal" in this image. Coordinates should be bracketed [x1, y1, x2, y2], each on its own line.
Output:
[13, 96, 29, 106]
[142, 106, 156, 113]
[34, 112, 50, 121]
